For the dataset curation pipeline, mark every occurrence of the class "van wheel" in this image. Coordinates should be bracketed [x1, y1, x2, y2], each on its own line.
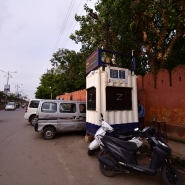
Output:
[43, 127, 56, 140]
[30, 115, 37, 126]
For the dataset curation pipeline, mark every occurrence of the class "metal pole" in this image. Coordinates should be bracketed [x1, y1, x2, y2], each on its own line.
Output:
[5, 72, 9, 104]
[7, 72, 9, 85]
[105, 21, 109, 51]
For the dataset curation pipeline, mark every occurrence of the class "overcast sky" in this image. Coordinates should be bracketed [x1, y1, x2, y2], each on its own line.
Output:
[0, 0, 97, 100]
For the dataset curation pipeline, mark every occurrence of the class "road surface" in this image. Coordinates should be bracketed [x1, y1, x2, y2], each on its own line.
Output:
[0, 108, 184, 185]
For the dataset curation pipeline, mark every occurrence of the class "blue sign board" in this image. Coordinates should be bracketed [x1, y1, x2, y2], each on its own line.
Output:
[86, 48, 136, 74]
[86, 48, 102, 74]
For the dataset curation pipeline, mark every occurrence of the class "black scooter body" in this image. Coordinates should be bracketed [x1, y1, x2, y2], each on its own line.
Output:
[112, 129, 140, 141]
[98, 128, 172, 176]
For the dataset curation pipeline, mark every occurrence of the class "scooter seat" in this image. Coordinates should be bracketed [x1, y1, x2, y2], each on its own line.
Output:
[103, 135, 138, 151]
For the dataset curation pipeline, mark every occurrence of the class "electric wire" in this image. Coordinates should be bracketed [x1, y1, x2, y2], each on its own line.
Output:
[63, 0, 89, 49]
[52, 0, 75, 53]
[62, 0, 84, 49]
[47, 0, 91, 70]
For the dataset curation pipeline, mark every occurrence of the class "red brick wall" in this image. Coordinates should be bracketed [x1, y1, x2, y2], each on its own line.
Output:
[56, 89, 86, 101]
[137, 65, 185, 141]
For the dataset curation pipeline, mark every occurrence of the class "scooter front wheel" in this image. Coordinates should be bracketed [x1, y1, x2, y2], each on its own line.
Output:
[99, 153, 116, 177]
[99, 162, 116, 177]
[87, 149, 96, 156]
[161, 164, 182, 185]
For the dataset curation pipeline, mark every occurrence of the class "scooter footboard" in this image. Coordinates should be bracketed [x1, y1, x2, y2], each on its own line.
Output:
[98, 155, 115, 168]
[150, 151, 161, 170]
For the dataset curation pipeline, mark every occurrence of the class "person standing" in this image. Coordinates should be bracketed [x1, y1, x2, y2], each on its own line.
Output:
[138, 100, 145, 129]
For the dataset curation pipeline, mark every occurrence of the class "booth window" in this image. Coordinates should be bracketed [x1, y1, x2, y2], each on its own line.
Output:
[106, 87, 132, 110]
[87, 87, 96, 110]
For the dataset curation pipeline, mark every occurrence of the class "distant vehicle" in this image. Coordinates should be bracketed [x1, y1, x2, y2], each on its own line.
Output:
[34, 100, 86, 140]
[21, 104, 26, 108]
[5, 102, 16, 111]
[24, 99, 41, 126]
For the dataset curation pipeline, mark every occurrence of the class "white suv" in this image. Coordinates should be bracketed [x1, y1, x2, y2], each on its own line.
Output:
[24, 99, 41, 126]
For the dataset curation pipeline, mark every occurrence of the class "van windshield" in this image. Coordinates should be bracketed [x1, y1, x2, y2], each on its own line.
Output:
[7, 102, 14, 105]
[29, 101, 40, 108]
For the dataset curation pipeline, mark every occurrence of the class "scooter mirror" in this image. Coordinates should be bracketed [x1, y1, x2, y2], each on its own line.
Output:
[153, 117, 157, 122]
[134, 128, 139, 131]
[100, 113, 104, 121]
[101, 113, 103, 118]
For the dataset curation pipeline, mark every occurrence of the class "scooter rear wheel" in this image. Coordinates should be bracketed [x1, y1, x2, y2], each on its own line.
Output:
[99, 162, 116, 177]
[161, 164, 182, 185]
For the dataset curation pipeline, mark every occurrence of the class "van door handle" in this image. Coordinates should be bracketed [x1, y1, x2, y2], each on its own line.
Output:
[73, 116, 78, 120]
[73, 116, 82, 120]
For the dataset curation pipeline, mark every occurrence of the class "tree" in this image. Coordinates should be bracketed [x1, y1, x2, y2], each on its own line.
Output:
[70, 0, 185, 74]
[35, 49, 87, 99]
[51, 49, 86, 92]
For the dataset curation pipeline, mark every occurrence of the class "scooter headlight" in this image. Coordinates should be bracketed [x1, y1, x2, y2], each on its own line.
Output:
[107, 128, 114, 133]
[158, 140, 171, 150]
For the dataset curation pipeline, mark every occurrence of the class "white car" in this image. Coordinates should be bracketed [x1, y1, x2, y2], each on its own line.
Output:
[5, 102, 16, 111]
[24, 99, 41, 126]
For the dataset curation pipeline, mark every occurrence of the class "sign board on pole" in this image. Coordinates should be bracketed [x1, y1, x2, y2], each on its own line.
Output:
[86, 48, 136, 74]
[4, 84, 10, 93]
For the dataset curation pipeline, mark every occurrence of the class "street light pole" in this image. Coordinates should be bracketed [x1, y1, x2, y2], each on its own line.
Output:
[0, 70, 17, 104]
[89, 9, 110, 62]
[105, 21, 110, 51]
[0, 70, 17, 85]
[47, 68, 54, 100]
[50, 87, 52, 99]
[13, 83, 23, 95]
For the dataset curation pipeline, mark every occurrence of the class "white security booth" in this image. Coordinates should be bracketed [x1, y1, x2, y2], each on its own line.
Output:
[86, 48, 139, 135]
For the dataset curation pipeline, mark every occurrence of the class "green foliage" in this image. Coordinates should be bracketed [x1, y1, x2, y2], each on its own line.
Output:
[35, 49, 86, 99]
[0, 91, 5, 97]
[163, 35, 185, 71]
[71, 0, 185, 74]
[0, 91, 24, 103]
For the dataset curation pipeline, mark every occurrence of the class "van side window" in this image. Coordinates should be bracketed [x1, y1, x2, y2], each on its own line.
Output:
[29, 101, 39, 108]
[79, 104, 86, 113]
[41, 102, 57, 113]
[60, 103, 76, 113]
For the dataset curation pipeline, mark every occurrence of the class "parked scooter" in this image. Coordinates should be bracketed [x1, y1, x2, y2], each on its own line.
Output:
[97, 126, 182, 185]
[87, 113, 142, 156]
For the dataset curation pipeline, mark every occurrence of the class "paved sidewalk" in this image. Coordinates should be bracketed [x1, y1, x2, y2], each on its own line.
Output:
[167, 140, 185, 159]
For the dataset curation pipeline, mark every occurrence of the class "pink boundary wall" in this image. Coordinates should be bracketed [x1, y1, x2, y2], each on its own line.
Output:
[56, 65, 185, 141]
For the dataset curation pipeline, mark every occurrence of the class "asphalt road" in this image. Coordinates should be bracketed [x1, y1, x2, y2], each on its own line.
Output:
[0, 108, 184, 185]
